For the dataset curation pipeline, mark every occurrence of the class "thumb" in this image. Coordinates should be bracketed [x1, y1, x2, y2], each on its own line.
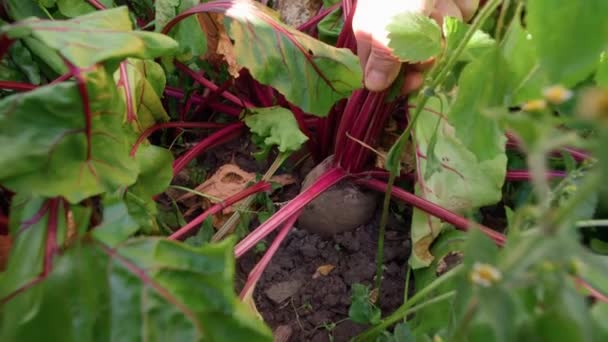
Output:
[364, 42, 401, 92]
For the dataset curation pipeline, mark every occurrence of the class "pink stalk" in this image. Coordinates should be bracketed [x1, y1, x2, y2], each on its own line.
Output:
[357, 178, 507, 246]
[239, 212, 300, 299]
[130, 122, 227, 156]
[297, 2, 341, 32]
[169, 181, 272, 240]
[50, 72, 73, 84]
[173, 122, 245, 175]
[506, 170, 567, 181]
[0, 80, 36, 91]
[174, 61, 254, 108]
[86, 0, 106, 10]
[44, 199, 59, 275]
[0, 213, 8, 234]
[63, 60, 93, 160]
[235, 167, 347, 257]
[1, 199, 59, 304]
[164, 87, 243, 116]
[119, 62, 137, 122]
[574, 277, 608, 304]
[506, 132, 590, 162]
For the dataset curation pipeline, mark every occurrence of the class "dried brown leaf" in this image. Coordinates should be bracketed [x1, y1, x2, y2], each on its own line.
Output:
[197, 13, 241, 77]
[312, 264, 335, 279]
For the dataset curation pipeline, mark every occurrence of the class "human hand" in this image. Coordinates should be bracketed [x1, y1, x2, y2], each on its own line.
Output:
[352, 0, 480, 92]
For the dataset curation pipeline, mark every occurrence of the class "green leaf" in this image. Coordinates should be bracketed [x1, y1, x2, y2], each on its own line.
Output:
[409, 87, 506, 268]
[2, 7, 178, 69]
[114, 59, 170, 134]
[0, 67, 139, 203]
[57, 0, 115, 18]
[597, 51, 608, 87]
[387, 11, 442, 63]
[442, 17, 495, 63]
[0, 196, 50, 300]
[9, 40, 41, 85]
[92, 194, 140, 247]
[226, 1, 362, 116]
[244, 106, 308, 153]
[184, 216, 215, 247]
[317, 7, 343, 46]
[0, 238, 273, 342]
[527, 0, 608, 86]
[348, 283, 381, 325]
[156, 0, 207, 60]
[4, 0, 47, 20]
[500, 16, 548, 104]
[131, 144, 174, 197]
[449, 47, 508, 161]
[591, 302, 608, 340]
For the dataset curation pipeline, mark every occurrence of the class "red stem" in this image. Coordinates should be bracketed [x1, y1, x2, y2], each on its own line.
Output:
[98, 243, 202, 330]
[64, 60, 93, 160]
[169, 181, 272, 240]
[0, 34, 14, 61]
[297, 3, 341, 32]
[164, 87, 243, 116]
[0, 80, 37, 91]
[234, 167, 347, 258]
[174, 61, 254, 108]
[119, 62, 137, 123]
[44, 199, 59, 275]
[239, 211, 300, 299]
[506, 170, 567, 181]
[357, 178, 506, 246]
[172, 122, 245, 175]
[574, 277, 608, 304]
[86, 0, 106, 10]
[130, 121, 227, 156]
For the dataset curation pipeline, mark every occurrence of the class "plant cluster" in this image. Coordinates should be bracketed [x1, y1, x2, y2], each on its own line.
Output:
[1, 0, 608, 341]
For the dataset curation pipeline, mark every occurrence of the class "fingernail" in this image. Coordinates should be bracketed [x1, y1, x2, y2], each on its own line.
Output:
[365, 69, 388, 91]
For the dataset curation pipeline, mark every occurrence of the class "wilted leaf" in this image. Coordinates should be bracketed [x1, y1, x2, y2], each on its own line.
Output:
[178, 164, 294, 227]
[312, 264, 335, 279]
[198, 12, 241, 77]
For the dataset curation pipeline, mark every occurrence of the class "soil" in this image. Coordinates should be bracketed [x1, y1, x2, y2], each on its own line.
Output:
[237, 209, 414, 342]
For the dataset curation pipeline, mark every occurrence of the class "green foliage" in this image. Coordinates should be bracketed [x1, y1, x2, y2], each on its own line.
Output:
[155, 0, 207, 61]
[0, 237, 273, 342]
[526, 0, 608, 86]
[244, 106, 308, 153]
[225, 1, 362, 116]
[348, 283, 381, 325]
[2, 7, 178, 69]
[387, 12, 442, 63]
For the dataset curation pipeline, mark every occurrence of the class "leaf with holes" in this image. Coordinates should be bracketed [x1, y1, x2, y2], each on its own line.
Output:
[0, 67, 139, 203]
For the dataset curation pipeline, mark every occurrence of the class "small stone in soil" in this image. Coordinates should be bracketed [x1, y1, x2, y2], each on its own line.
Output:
[265, 280, 303, 304]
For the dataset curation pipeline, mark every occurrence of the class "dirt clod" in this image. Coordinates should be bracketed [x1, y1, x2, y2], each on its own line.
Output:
[238, 210, 413, 341]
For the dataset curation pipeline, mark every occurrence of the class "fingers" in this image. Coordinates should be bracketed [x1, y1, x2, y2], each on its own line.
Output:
[453, 0, 480, 21]
[431, 0, 463, 26]
[352, 0, 478, 93]
[364, 41, 402, 91]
